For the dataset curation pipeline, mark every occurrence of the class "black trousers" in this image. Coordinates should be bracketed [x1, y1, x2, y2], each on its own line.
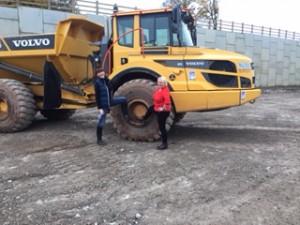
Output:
[157, 111, 170, 144]
[144, 105, 170, 144]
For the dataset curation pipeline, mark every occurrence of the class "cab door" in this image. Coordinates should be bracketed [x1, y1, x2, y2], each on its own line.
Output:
[139, 12, 188, 91]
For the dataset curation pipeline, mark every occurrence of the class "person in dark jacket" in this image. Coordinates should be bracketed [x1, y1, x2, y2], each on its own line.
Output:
[94, 68, 128, 145]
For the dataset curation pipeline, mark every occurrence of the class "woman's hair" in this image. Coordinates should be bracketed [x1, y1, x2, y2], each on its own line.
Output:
[158, 76, 168, 87]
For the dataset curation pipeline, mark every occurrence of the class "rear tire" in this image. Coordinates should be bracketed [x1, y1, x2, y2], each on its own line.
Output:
[0, 79, 37, 133]
[40, 109, 76, 120]
[111, 79, 175, 141]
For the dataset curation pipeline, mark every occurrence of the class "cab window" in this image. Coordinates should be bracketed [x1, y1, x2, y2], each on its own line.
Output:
[117, 16, 134, 47]
[140, 13, 170, 46]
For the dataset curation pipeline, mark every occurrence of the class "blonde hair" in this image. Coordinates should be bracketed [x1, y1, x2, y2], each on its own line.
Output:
[157, 76, 168, 87]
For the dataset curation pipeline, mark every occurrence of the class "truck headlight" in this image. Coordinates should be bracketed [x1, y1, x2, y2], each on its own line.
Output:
[238, 62, 253, 73]
[238, 62, 252, 69]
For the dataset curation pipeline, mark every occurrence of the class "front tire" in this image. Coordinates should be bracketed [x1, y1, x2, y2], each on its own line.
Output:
[111, 79, 175, 141]
[0, 79, 37, 133]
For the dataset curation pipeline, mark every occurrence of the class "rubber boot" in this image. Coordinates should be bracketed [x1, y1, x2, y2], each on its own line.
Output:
[156, 143, 168, 150]
[121, 103, 129, 121]
[96, 126, 106, 145]
[141, 105, 154, 125]
[143, 105, 154, 120]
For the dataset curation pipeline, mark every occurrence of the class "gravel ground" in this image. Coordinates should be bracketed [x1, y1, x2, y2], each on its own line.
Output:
[0, 88, 300, 225]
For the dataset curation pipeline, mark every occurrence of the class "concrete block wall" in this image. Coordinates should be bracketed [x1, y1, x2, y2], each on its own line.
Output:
[0, 6, 109, 35]
[0, 6, 299, 87]
[197, 28, 300, 87]
[0, 6, 63, 35]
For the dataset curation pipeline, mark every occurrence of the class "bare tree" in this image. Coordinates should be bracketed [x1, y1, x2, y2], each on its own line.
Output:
[199, 0, 219, 29]
[51, 0, 79, 13]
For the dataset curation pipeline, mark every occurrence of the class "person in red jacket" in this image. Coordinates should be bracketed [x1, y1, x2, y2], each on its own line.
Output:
[143, 76, 171, 150]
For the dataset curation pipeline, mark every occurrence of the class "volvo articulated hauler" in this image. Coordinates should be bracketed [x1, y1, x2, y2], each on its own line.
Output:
[0, 5, 261, 141]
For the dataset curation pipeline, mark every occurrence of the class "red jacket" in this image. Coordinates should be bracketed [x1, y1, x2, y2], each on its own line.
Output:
[153, 86, 171, 112]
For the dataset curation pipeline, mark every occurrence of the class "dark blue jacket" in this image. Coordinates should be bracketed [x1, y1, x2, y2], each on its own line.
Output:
[94, 76, 113, 111]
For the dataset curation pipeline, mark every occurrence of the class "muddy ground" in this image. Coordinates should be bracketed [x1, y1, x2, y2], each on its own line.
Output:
[0, 88, 300, 225]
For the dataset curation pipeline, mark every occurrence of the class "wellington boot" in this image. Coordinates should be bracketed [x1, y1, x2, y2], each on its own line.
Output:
[96, 126, 106, 145]
[97, 139, 106, 146]
[124, 114, 129, 121]
[156, 143, 168, 150]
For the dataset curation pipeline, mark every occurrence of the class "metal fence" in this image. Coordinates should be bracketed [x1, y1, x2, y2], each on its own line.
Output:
[0, 0, 136, 14]
[76, 0, 136, 16]
[197, 19, 300, 40]
[1, 0, 300, 41]
[0, 0, 77, 12]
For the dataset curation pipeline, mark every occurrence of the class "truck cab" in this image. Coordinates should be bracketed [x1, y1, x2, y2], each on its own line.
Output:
[96, 5, 261, 141]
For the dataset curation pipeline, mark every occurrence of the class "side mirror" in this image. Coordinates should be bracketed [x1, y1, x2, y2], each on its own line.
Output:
[172, 4, 182, 24]
[171, 4, 182, 46]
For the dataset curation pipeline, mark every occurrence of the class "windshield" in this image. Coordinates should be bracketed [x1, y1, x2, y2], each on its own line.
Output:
[139, 11, 194, 47]
[172, 21, 194, 47]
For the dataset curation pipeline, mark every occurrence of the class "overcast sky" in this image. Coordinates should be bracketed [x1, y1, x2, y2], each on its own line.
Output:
[99, 0, 300, 33]
[219, 0, 300, 33]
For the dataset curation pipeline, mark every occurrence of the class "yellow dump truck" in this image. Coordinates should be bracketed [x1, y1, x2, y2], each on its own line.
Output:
[0, 5, 261, 141]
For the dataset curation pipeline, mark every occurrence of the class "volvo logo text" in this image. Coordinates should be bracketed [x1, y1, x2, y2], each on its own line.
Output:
[5, 34, 55, 50]
[12, 38, 51, 47]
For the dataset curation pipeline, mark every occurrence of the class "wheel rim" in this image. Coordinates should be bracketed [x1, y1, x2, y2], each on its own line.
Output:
[0, 97, 8, 117]
[128, 99, 149, 120]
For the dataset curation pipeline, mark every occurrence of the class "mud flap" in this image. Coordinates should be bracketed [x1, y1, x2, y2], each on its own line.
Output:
[43, 61, 62, 109]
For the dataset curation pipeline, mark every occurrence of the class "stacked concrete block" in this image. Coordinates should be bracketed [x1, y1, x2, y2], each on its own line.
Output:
[0, 6, 299, 87]
[197, 28, 300, 87]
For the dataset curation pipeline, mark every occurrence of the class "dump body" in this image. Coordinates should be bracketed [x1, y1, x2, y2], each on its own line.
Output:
[0, 15, 104, 109]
